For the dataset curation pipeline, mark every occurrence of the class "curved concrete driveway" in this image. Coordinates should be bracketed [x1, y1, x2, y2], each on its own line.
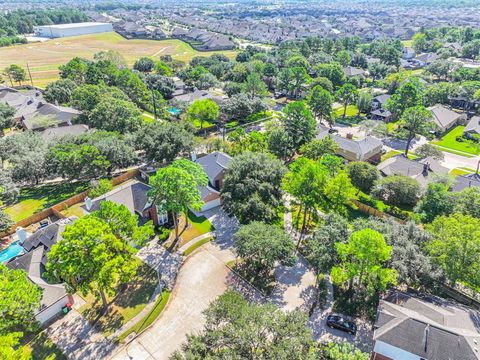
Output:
[110, 248, 232, 360]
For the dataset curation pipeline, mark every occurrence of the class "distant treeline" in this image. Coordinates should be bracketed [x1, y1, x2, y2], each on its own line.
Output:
[0, 9, 88, 36]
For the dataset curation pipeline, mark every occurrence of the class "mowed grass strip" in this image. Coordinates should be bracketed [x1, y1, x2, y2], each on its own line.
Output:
[0, 32, 237, 88]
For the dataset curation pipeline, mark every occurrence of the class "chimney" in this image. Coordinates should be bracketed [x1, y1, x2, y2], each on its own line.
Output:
[346, 133, 353, 139]
[16, 227, 27, 244]
[85, 197, 93, 211]
[423, 324, 430, 353]
[423, 162, 430, 176]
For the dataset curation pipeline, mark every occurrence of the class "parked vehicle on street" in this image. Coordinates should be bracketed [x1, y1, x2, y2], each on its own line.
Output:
[326, 314, 357, 335]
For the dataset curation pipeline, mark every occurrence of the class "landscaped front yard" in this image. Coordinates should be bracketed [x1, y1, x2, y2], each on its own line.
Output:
[431, 126, 480, 156]
[3, 181, 89, 222]
[78, 260, 158, 337]
[165, 211, 215, 249]
[333, 104, 359, 118]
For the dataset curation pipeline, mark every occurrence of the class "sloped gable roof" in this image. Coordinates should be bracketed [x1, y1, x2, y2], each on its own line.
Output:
[428, 104, 464, 130]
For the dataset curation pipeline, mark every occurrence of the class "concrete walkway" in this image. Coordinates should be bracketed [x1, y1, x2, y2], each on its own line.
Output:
[268, 197, 317, 312]
[46, 309, 116, 360]
[177, 231, 214, 254]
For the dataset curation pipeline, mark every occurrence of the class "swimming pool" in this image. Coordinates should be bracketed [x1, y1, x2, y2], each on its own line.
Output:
[0, 241, 24, 263]
[168, 107, 181, 116]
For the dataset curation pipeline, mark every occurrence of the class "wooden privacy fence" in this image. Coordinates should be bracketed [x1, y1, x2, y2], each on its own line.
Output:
[0, 169, 139, 239]
[351, 199, 406, 224]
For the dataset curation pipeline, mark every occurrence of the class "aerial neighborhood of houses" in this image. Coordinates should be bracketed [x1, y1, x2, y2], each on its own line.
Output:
[1, 1, 480, 360]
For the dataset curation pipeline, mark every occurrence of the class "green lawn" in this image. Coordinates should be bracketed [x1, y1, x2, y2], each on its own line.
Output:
[117, 290, 170, 343]
[78, 260, 158, 337]
[59, 202, 86, 218]
[4, 181, 89, 222]
[165, 210, 215, 249]
[182, 236, 214, 256]
[431, 126, 480, 156]
[191, 118, 216, 130]
[450, 167, 476, 176]
[333, 104, 359, 118]
[381, 150, 402, 162]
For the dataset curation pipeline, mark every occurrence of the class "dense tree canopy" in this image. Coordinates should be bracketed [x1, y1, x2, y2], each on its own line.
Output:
[222, 152, 286, 224]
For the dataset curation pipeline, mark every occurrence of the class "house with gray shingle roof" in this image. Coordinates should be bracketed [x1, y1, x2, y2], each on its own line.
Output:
[428, 104, 466, 133]
[451, 173, 480, 192]
[377, 155, 449, 187]
[464, 116, 480, 140]
[373, 290, 480, 360]
[317, 125, 383, 163]
[194, 151, 232, 211]
[82, 180, 168, 226]
[6, 217, 76, 324]
[343, 66, 367, 78]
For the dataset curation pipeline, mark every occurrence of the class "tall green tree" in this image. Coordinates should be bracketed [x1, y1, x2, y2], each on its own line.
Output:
[171, 291, 317, 360]
[282, 101, 317, 152]
[46, 216, 138, 310]
[234, 222, 296, 276]
[283, 157, 328, 243]
[308, 85, 333, 126]
[324, 171, 357, 215]
[372, 175, 422, 208]
[43, 78, 77, 104]
[346, 161, 380, 194]
[300, 137, 338, 160]
[331, 228, 397, 293]
[386, 82, 423, 118]
[222, 152, 286, 224]
[4, 64, 26, 85]
[93, 201, 154, 248]
[0, 103, 16, 132]
[336, 83, 359, 117]
[0, 264, 42, 334]
[245, 72, 267, 99]
[426, 213, 480, 289]
[398, 106, 433, 157]
[149, 162, 206, 244]
[187, 98, 219, 132]
[0, 332, 32, 360]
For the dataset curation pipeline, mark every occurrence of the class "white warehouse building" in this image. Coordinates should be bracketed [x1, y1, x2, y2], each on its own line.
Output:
[34, 22, 113, 38]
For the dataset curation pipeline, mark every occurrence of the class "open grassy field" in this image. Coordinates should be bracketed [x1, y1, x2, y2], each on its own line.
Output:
[0, 32, 237, 88]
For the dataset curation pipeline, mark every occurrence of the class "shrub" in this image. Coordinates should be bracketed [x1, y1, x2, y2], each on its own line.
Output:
[89, 179, 113, 198]
[157, 226, 170, 242]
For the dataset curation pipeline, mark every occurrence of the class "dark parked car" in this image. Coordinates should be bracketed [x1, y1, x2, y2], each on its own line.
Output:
[326, 314, 357, 335]
[328, 128, 338, 134]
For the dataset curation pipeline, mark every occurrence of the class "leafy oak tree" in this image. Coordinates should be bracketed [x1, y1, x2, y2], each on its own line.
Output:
[187, 98, 219, 131]
[346, 161, 380, 194]
[331, 228, 397, 293]
[282, 101, 317, 152]
[324, 171, 357, 215]
[426, 213, 480, 290]
[43, 78, 77, 104]
[336, 83, 359, 117]
[171, 291, 317, 360]
[149, 162, 206, 244]
[0, 264, 42, 333]
[0, 103, 16, 132]
[300, 137, 338, 160]
[307, 85, 333, 126]
[46, 216, 138, 310]
[234, 222, 296, 276]
[399, 106, 433, 157]
[372, 175, 422, 207]
[89, 97, 143, 133]
[222, 152, 286, 224]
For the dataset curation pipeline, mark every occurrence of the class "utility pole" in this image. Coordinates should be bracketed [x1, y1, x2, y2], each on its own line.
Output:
[26, 62, 34, 87]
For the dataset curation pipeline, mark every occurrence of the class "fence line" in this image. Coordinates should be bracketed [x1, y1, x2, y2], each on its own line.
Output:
[351, 199, 405, 224]
[0, 169, 140, 239]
